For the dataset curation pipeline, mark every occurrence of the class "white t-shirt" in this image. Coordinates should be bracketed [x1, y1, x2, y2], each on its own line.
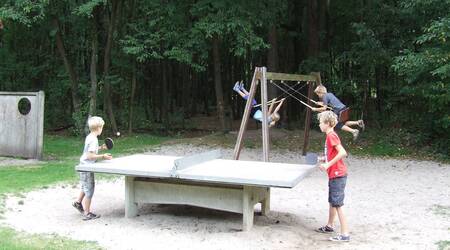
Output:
[79, 133, 99, 165]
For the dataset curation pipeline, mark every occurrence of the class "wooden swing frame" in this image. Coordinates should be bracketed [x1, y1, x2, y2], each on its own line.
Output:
[233, 67, 322, 161]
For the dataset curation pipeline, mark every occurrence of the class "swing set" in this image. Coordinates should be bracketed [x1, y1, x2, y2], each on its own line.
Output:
[233, 66, 325, 161]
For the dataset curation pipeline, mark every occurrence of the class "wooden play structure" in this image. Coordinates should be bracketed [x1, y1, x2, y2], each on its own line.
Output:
[233, 67, 322, 161]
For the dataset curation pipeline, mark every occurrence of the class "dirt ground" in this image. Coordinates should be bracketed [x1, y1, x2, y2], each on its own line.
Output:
[2, 143, 449, 250]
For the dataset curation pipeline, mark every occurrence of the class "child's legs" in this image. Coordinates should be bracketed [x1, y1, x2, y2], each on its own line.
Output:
[341, 124, 357, 133]
[77, 191, 85, 203]
[336, 206, 349, 235]
[328, 176, 347, 228]
[80, 172, 95, 213]
[83, 197, 92, 214]
[344, 120, 359, 127]
[327, 204, 337, 227]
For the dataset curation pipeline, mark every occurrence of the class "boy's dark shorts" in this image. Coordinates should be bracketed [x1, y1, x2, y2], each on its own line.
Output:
[335, 121, 344, 130]
[328, 176, 347, 207]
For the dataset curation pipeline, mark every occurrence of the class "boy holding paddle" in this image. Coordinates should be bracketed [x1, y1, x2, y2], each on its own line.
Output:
[72, 116, 113, 220]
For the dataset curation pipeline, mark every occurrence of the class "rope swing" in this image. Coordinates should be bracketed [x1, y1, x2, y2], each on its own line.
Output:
[268, 80, 332, 111]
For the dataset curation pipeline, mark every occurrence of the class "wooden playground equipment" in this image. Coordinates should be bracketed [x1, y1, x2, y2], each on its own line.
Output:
[233, 67, 322, 161]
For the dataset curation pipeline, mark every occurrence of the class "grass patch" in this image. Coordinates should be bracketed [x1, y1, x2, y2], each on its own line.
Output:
[0, 161, 78, 195]
[0, 226, 103, 250]
[436, 240, 450, 250]
[430, 204, 450, 217]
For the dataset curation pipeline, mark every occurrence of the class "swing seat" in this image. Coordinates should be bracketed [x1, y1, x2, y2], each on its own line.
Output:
[338, 107, 350, 123]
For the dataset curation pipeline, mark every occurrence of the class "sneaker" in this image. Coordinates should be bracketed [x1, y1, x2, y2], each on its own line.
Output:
[72, 201, 84, 214]
[233, 81, 240, 92]
[83, 212, 101, 221]
[352, 129, 360, 141]
[315, 225, 334, 233]
[358, 120, 365, 131]
[329, 234, 350, 242]
[239, 80, 244, 90]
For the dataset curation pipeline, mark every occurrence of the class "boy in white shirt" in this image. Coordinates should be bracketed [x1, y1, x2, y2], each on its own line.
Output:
[72, 116, 112, 220]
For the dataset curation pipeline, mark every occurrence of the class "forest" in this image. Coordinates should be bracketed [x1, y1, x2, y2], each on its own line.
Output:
[0, 0, 449, 155]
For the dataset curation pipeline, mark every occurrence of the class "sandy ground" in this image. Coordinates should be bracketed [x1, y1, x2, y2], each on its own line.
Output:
[2, 144, 449, 250]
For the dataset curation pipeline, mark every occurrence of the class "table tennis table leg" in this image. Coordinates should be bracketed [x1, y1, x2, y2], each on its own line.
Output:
[261, 187, 270, 216]
[125, 176, 138, 218]
[242, 186, 255, 231]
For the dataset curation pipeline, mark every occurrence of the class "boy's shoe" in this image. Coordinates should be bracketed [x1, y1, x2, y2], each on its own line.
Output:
[83, 212, 101, 221]
[233, 81, 240, 92]
[358, 120, 365, 131]
[352, 129, 360, 141]
[329, 234, 350, 242]
[72, 201, 84, 214]
[315, 225, 334, 233]
[239, 81, 244, 90]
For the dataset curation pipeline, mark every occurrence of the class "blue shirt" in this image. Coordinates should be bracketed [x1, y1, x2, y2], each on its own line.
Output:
[323, 93, 346, 113]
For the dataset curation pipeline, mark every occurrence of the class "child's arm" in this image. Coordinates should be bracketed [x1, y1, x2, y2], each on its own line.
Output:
[312, 105, 328, 112]
[319, 144, 347, 171]
[268, 98, 277, 114]
[86, 152, 112, 161]
[273, 98, 285, 113]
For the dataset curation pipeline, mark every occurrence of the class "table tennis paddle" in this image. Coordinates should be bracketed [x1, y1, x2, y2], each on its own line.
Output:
[105, 137, 114, 150]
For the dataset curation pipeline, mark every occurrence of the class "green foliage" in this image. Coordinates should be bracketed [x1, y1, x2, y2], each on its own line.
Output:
[0, 227, 103, 250]
[0, 0, 449, 157]
[0, 0, 48, 26]
[392, 1, 450, 154]
[73, 0, 106, 17]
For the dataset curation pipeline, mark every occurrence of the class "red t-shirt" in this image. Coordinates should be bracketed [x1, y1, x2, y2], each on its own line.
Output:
[325, 131, 347, 179]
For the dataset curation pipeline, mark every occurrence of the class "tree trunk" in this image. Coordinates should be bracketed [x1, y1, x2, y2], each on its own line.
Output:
[212, 35, 227, 132]
[84, 18, 100, 134]
[307, 0, 319, 58]
[161, 60, 169, 129]
[52, 18, 81, 115]
[267, 26, 279, 99]
[128, 62, 137, 134]
[103, 0, 121, 134]
[88, 16, 99, 118]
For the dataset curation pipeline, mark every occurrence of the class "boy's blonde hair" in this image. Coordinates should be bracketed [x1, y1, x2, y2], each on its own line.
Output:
[317, 111, 337, 127]
[88, 116, 105, 131]
[314, 85, 327, 94]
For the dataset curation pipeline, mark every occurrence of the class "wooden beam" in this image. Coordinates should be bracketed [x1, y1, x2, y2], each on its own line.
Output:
[261, 67, 269, 162]
[233, 68, 261, 160]
[302, 72, 321, 155]
[266, 72, 317, 82]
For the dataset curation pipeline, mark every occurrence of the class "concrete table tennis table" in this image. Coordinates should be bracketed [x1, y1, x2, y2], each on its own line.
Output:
[76, 150, 315, 231]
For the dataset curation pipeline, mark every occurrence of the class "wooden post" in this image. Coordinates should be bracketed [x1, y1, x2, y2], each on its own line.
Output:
[233, 68, 261, 160]
[260, 67, 269, 162]
[302, 72, 321, 155]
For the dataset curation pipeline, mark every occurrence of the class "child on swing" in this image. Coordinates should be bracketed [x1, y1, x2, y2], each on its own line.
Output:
[233, 81, 285, 127]
[311, 85, 364, 141]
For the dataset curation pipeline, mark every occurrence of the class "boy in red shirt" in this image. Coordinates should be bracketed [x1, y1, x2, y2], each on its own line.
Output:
[315, 110, 350, 242]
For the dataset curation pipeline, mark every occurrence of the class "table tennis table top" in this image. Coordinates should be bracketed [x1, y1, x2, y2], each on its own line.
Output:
[76, 153, 315, 188]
